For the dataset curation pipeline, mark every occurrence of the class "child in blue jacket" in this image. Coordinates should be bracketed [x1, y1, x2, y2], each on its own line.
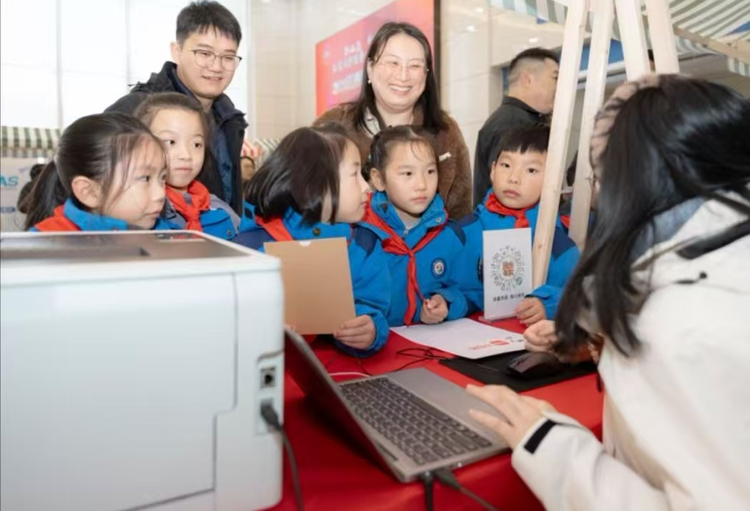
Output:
[236, 124, 391, 357]
[25, 112, 170, 232]
[461, 125, 580, 325]
[360, 126, 475, 327]
[135, 93, 248, 240]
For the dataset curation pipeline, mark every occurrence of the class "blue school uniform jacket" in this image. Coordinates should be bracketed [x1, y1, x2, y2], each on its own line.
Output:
[460, 192, 581, 319]
[360, 192, 475, 326]
[29, 198, 171, 232]
[160, 193, 248, 241]
[235, 204, 391, 357]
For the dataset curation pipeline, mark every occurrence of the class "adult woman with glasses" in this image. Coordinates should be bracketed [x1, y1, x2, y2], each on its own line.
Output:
[314, 22, 473, 219]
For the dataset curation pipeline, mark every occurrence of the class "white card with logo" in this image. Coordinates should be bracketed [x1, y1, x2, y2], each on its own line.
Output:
[483, 228, 533, 320]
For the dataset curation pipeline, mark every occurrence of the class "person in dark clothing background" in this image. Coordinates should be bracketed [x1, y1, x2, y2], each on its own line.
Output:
[473, 48, 559, 206]
[106, 1, 252, 214]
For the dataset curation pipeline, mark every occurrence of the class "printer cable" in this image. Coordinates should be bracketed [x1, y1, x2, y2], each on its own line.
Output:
[433, 467, 499, 511]
[261, 402, 304, 511]
[420, 471, 435, 511]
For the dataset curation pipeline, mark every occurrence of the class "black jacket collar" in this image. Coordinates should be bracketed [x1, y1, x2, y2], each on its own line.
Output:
[143, 62, 245, 124]
[502, 96, 543, 117]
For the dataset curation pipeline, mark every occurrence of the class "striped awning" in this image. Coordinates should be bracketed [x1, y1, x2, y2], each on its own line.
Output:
[671, 0, 750, 40]
[728, 56, 750, 75]
[1, 126, 60, 159]
[0, 128, 281, 163]
[251, 137, 281, 168]
[490, 0, 750, 76]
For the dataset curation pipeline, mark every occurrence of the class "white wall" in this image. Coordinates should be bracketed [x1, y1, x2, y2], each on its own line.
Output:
[1, 0, 60, 129]
[0, 0, 249, 130]
[249, 0, 300, 139]
[440, 1, 564, 167]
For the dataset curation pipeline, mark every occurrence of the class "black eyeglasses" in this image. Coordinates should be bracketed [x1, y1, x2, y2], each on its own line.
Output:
[189, 49, 242, 70]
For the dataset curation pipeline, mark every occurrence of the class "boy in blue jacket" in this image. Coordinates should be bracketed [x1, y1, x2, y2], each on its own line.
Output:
[361, 126, 476, 327]
[461, 125, 580, 325]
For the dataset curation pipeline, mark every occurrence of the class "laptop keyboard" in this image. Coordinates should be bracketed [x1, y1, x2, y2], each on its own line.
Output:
[340, 377, 493, 466]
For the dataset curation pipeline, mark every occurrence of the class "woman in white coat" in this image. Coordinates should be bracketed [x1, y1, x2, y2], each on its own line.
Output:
[466, 74, 750, 510]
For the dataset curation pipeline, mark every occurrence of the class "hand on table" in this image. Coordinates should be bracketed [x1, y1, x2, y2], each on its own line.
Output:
[334, 315, 375, 350]
[420, 294, 448, 324]
[516, 298, 546, 326]
[523, 320, 558, 353]
[466, 384, 557, 450]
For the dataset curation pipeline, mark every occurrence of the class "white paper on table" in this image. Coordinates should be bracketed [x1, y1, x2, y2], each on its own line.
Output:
[483, 228, 533, 320]
[391, 319, 526, 359]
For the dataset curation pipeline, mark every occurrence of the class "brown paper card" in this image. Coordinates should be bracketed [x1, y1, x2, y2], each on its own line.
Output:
[264, 237, 356, 334]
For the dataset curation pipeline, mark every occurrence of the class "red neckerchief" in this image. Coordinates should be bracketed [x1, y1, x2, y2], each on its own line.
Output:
[166, 181, 211, 231]
[485, 193, 531, 228]
[363, 203, 445, 325]
[33, 205, 80, 231]
[255, 216, 294, 241]
[560, 215, 571, 230]
[256, 215, 354, 245]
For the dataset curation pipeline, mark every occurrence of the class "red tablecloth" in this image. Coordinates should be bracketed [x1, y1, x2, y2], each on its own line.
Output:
[268, 318, 603, 511]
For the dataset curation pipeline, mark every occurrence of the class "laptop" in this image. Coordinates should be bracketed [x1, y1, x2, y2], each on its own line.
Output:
[284, 329, 509, 482]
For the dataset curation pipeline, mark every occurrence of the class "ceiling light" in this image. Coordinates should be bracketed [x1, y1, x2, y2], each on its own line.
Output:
[467, 25, 477, 33]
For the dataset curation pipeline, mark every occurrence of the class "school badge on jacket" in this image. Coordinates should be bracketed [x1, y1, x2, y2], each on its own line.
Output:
[431, 258, 446, 278]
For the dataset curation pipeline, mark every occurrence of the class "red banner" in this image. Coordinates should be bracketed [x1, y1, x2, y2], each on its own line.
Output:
[315, 0, 436, 116]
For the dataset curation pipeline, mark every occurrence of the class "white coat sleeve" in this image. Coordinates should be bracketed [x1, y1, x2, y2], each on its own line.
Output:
[511, 414, 668, 511]
[509, 280, 750, 511]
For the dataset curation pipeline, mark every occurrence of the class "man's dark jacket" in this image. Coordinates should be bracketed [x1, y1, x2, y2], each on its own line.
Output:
[106, 61, 248, 213]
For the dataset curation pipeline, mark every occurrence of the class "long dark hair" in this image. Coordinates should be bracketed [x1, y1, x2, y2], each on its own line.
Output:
[22, 113, 165, 230]
[134, 92, 223, 197]
[352, 22, 446, 135]
[365, 125, 437, 181]
[555, 75, 750, 357]
[244, 123, 353, 225]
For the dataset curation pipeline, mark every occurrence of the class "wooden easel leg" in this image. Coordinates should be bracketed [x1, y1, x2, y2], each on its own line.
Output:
[532, 0, 589, 288]
[644, 0, 680, 73]
[569, 0, 615, 247]
[615, 0, 651, 80]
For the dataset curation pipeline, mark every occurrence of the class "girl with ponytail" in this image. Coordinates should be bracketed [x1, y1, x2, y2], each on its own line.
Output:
[23, 112, 168, 232]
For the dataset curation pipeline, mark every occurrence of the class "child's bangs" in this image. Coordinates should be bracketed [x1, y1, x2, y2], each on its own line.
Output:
[401, 138, 437, 164]
[495, 125, 550, 159]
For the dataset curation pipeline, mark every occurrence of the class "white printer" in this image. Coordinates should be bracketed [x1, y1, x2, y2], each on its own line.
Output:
[0, 231, 284, 511]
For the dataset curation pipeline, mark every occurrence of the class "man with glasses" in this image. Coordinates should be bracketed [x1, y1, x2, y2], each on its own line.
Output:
[107, 1, 250, 214]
